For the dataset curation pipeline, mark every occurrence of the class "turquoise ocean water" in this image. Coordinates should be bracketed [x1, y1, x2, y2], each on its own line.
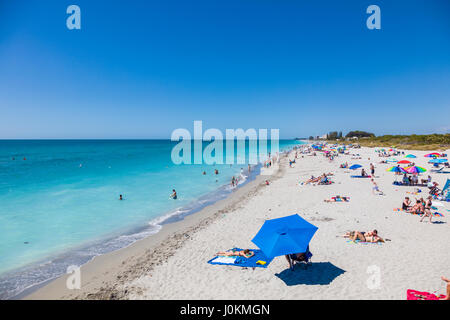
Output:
[0, 139, 304, 298]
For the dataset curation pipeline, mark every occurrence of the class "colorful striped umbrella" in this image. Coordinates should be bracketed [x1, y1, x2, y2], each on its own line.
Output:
[424, 153, 440, 158]
[404, 166, 426, 174]
[387, 166, 406, 173]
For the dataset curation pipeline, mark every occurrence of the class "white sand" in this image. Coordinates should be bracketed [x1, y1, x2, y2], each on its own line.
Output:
[124, 147, 449, 300]
[26, 146, 450, 300]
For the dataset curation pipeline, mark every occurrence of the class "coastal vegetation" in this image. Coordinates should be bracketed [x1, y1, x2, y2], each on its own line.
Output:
[313, 131, 450, 150]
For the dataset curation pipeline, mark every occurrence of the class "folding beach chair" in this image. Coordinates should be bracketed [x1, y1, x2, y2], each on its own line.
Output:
[288, 245, 313, 269]
[431, 167, 444, 173]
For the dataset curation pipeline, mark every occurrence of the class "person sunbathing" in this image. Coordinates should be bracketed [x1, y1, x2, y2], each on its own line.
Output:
[216, 249, 255, 258]
[324, 195, 349, 202]
[303, 175, 318, 184]
[319, 175, 329, 184]
[342, 230, 384, 243]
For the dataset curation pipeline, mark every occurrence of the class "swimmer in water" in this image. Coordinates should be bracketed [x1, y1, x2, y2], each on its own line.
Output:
[215, 169, 219, 175]
[170, 189, 177, 200]
[203, 171, 206, 175]
[119, 194, 123, 200]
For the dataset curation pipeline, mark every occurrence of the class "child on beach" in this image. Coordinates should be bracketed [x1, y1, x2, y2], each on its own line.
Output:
[371, 179, 383, 195]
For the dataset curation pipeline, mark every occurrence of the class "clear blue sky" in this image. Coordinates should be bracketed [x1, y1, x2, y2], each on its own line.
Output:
[1, 0, 449, 139]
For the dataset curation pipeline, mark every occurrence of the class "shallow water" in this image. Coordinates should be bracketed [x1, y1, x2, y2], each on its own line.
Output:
[0, 139, 303, 298]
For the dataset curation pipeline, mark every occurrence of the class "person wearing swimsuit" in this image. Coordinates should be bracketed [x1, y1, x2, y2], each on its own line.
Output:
[402, 197, 411, 210]
[342, 230, 384, 243]
[420, 196, 433, 223]
[216, 249, 255, 258]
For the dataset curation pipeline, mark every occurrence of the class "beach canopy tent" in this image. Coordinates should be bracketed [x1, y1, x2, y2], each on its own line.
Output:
[404, 166, 426, 174]
[349, 164, 362, 170]
[405, 154, 417, 158]
[387, 166, 407, 173]
[252, 214, 318, 258]
[443, 179, 450, 200]
[397, 160, 412, 164]
[429, 158, 448, 164]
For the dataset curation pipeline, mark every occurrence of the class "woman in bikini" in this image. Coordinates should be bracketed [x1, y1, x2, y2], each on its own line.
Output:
[216, 249, 255, 258]
[420, 196, 434, 223]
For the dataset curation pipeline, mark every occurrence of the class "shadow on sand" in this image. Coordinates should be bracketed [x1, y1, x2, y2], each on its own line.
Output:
[275, 262, 345, 286]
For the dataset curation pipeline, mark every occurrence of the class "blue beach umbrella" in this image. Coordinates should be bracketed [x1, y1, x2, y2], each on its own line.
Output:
[349, 164, 362, 170]
[252, 214, 318, 258]
[429, 158, 448, 164]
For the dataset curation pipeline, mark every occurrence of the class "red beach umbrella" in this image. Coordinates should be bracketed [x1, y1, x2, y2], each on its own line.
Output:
[397, 160, 411, 164]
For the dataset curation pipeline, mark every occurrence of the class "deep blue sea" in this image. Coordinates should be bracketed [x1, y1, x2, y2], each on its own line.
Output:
[0, 139, 304, 298]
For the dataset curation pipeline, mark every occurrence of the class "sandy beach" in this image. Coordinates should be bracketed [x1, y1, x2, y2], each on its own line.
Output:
[25, 146, 450, 300]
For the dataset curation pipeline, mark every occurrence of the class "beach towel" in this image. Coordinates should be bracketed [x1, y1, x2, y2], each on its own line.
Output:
[207, 248, 273, 268]
[350, 175, 371, 178]
[407, 289, 445, 300]
[212, 256, 236, 264]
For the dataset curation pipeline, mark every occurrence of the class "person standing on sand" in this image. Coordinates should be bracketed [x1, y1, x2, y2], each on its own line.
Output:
[370, 163, 375, 177]
[441, 276, 450, 300]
